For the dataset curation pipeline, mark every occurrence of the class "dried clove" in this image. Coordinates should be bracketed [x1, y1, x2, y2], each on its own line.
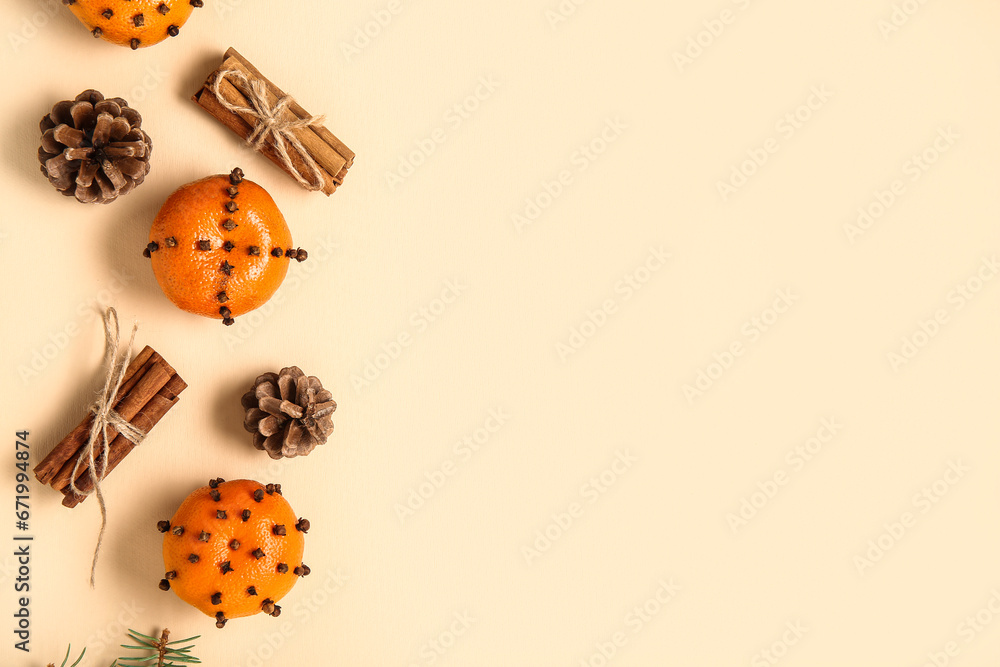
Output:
[261, 599, 275, 614]
[157, 520, 170, 533]
[210, 489, 221, 501]
[293, 566, 304, 576]
[198, 531, 211, 542]
[295, 249, 308, 262]
[248, 246, 260, 256]
[188, 554, 199, 563]
[220, 561, 233, 575]
[229, 167, 243, 185]
[215, 611, 226, 629]
[225, 201, 238, 213]
[271, 248, 282, 258]
[217, 291, 229, 303]
[251, 548, 265, 560]
[273, 524, 286, 536]
[130, 38, 140, 50]
[157, 3, 170, 14]
[211, 592, 222, 605]
[246, 586, 257, 596]
[165, 570, 177, 580]
[229, 539, 240, 550]
[253, 489, 264, 502]
[165, 236, 177, 247]
[222, 219, 237, 231]
[216, 510, 227, 520]
[199, 240, 211, 251]
[147, 241, 159, 253]
[159, 579, 171, 591]
[133, 13, 144, 26]
[295, 518, 310, 533]
[172, 526, 185, 536]
[220, 260, 233, 276]
[220, 306, 232, 318]
[223, 240, 235, 252]
[209, 478, 224, 488]
[276, 563, 288, 574]
[241, 509, 251, 522]
[227, 186, 239, 198]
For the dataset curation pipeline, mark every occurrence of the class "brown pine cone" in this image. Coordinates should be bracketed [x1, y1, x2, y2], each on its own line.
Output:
[242, 367, 336, 459]
[38, 89, 152, 204]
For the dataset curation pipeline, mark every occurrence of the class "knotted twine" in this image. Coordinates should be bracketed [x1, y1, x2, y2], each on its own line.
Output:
[212, 68, 326, 191]
[69, 307, 146, 587]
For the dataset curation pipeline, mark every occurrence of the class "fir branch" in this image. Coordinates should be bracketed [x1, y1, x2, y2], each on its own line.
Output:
[51, 627, 200, 667]
[47, 645, 85, 667]
[116, 628, 202, 667]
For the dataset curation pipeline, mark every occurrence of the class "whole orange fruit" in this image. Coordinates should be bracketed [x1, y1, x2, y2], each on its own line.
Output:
[146, 168, 307, 326]
[65, 0, 202, 49]
[158, 479, 311, 628]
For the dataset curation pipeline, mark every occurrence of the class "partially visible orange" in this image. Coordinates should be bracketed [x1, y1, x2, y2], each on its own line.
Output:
[146, 168, 306, 326]
[65, 0, 201, 49]
[159, 479, 310, 627]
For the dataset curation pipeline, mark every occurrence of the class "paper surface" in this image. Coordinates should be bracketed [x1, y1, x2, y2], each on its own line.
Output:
[2, 1, 1000, 665]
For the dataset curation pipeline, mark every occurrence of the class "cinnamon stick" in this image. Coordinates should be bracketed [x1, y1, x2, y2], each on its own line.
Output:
[48, 362, 171, 493]
[212, 79, 327, 194]
[192, 47, 355, 196]
[34, 345, 186, 508]
[221, 52, 350, 182]
[62, 373, 187, 507]
[34, 346, 156, 485]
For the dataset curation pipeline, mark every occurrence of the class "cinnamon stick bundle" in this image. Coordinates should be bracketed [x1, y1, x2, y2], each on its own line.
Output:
[192, 47, 355, 196]
[34, 346, 186, 508]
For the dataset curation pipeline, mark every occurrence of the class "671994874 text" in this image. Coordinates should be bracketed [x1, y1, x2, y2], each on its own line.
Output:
[13, 430, 32, 653]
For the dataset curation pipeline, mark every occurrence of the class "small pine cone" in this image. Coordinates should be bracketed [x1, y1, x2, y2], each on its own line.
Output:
[242, 367, 336, 459]
[37, 89, 152, 204]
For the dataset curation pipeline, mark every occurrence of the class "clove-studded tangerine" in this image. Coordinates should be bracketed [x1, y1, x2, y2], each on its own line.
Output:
[64, 0, 203, 50]
[159, 479, 310, 628]
[146, 168, 307, 326]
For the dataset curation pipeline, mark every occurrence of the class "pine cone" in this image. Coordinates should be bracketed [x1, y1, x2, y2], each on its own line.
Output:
[38, 89, 152, 204]
[242, 367, 336, 459]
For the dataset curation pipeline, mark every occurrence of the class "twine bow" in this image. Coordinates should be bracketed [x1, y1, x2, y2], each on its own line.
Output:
[212, 68, 326, 191]
[69, 307, 145, 587]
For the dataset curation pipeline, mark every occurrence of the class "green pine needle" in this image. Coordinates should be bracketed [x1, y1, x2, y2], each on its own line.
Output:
[60, 645, 86, 667]
[116, 628, 202, 667]
[54, 628, 199, 667]
[49, 645, 86, 667]
[167, 636, 200, 645]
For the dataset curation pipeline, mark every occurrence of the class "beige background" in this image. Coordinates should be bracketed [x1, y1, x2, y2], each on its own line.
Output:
[2, 0, 1000, 665]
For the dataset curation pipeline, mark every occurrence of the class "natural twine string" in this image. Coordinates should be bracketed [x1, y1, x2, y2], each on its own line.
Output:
[212, 68, 327, 191]
[68, 307, 145, 588]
